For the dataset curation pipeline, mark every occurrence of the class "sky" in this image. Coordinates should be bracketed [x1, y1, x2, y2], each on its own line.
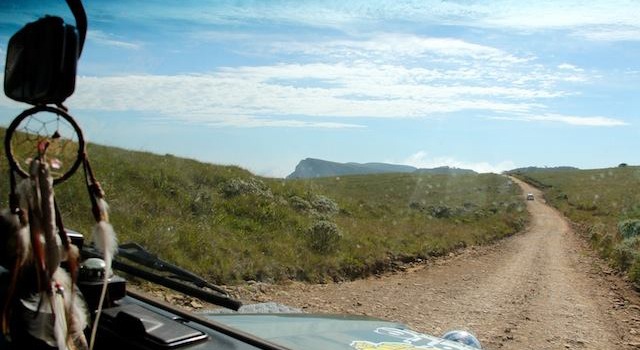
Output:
[0, 0, 638, 178]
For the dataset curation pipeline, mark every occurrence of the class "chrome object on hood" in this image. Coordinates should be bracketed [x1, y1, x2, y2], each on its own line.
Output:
[442, 330, 483, 349]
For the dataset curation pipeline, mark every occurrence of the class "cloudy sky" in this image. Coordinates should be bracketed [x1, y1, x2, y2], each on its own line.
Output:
[0, 0, 638, 177]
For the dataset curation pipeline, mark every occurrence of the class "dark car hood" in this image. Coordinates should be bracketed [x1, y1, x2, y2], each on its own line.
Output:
[204, 313, 477, 350]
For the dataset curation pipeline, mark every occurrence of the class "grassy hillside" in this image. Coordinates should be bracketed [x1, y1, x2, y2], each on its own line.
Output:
[512, 166, 640, 283]
[0, 132, 528, 284]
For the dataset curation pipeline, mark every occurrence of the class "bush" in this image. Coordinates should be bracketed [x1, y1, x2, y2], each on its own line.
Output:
[598, 233, 615, 259]
[588, 222, 605, 241]
[310, 195, 339, 214]
[618, 219, 640, 239]
[221, 178, 273, 198]
[306, 220, 342, 254]
[612, 236, 640, 270]
[289, 195, 312, 211]
[428, 205, 452, 218]
[629, 257, 640, 284]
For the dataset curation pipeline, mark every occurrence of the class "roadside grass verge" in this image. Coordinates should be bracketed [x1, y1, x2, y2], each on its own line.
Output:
[511, 166, 640, 284]
[0, 131, 528, 283]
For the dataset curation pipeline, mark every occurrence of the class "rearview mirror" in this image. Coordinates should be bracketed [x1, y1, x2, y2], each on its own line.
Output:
[4, 0, 87, 106]
[4, 16, 79, 105]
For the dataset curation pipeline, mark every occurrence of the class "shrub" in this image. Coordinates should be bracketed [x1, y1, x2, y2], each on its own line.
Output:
[428, 205, 452, 218]
[618, 219, 640, 239]
[628, 257, 640, 285]
[588, 223, 606, 246]
[310, 195, 339, 214]
[306, 220, 342, 254]
[612, 236, 640, 270]
[189, 191, 214, 216]
[409, 201, 424, 210]
[598, 233, 615, 259]
[221, 178, 273, 198]
[289, 195, 312, 211]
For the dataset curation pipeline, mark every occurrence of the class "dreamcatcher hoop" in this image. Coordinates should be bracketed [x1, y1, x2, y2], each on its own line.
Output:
[4, 105, 85, 185]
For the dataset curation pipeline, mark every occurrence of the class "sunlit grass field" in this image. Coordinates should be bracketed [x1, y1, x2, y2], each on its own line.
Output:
[512, 166, 640, 283]
[0, 130, 528, 283]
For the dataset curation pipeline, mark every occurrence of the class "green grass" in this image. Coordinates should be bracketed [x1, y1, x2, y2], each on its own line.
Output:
[1, 130, 528, 284]
[512, 166, 640, 283]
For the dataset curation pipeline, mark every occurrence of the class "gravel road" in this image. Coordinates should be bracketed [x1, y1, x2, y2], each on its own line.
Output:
[255, 177, 640, 349]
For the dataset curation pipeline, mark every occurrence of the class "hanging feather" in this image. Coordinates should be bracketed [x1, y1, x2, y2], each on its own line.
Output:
[89, 197, 117, 350]
[22, 158, 49, 291]
[37, 154, 60, 280]
[54, 267, 89, 350]
[91, 199, 117, 275]
[50, 285, 68, 350]
[19, 271, 89, 350]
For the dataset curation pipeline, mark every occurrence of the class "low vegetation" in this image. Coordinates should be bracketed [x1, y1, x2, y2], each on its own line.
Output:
[511, 166, 640, 285]
[0, 131, 528, 283]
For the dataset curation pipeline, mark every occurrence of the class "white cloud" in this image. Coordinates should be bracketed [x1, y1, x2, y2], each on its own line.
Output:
[59, 59, 557, 125]
[558, 63, 584, 72]
[132, 1, 640, 33]
[272, 34, 530, 63]
[0, 28, 595, 129]
[402, 151, 516, 174]
[88, 30, 141, 50]
[526, 114, 629, 126]
[490, 114, 628, 126]
[133, 1, 640, 42]
[60, 30, 583, 126]
[13, 31, 583, 128]
[574, 26, 640, 41]
[195, 116, 364, 129]
[480, 2, 639, 29]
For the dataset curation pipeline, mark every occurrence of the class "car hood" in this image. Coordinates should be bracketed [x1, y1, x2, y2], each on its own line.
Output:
[203, 313, 478, 350]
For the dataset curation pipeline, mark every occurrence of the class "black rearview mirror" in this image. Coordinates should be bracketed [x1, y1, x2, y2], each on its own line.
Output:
[3, 0, 87, 106]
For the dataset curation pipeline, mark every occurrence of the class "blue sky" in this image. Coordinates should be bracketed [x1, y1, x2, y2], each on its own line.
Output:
[0, 0, 638, 177]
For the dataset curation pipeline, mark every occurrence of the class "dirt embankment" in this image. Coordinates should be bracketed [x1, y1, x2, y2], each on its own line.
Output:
[246, 178, 640, 349]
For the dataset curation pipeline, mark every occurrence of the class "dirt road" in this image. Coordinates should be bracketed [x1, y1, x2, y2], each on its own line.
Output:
[260, 177, 640, 349]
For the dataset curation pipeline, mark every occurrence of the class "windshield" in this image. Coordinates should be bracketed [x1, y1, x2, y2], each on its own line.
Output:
[0, 1, 639, 350]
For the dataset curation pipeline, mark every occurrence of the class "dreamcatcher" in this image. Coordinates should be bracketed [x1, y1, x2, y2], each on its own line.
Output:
[1, 1, 117, 349]
[2, 106, 116, 350]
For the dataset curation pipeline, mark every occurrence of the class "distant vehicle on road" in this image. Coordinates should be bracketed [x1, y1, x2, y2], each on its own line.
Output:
[527, 193, 535, 200]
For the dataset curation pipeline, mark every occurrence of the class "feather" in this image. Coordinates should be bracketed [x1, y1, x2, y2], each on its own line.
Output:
[54, 268, 89, 350]
[91, 220, 117, 276]
[22, 161, 48, 291]
[50, 286, 68, 350]
[37, 157, 60, 278]
[96, 198, 109, 222]
[89, 198, 117, 350]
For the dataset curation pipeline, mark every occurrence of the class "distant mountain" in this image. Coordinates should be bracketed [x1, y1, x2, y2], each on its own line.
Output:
[506, 166, 580, 174]
[414, 166, 476, 175]
[287, 158, 476, 179]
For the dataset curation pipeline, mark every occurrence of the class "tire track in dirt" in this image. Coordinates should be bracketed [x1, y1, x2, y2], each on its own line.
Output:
[259, 177, 640, 349]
